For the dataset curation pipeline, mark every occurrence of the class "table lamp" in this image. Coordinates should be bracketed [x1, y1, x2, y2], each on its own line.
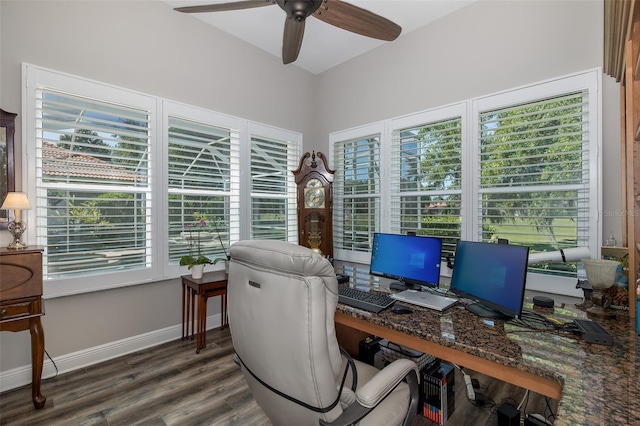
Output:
[1, 192, 32, 249]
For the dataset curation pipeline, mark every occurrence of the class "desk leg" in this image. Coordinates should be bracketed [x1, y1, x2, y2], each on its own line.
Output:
[29, 317, 46, 409]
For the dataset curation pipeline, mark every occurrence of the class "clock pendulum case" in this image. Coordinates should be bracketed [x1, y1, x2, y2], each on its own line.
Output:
[292, 151, 334, 258]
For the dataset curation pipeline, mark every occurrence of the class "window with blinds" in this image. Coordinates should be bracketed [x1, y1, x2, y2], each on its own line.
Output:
[25, 64, 302, 296]
[331, 71, 598, 288]
[167, 116, 239, 264]
[250, 134, 299, 241]
[36, 89, 151, 279]
[333, 135, 381, 253]
[391, 117, 463, 257]
[479, 91, 590, 277]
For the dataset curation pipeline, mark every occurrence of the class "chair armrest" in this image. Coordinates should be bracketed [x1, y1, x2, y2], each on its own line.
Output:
[356, 359, 418, 408]
[320, 359, 420, 426]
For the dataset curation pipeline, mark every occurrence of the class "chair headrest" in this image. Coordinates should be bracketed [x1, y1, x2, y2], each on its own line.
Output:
[229, 240, 335, 279]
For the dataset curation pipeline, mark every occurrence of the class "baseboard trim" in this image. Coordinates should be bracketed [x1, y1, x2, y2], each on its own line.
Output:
[0, 313, 223, 393]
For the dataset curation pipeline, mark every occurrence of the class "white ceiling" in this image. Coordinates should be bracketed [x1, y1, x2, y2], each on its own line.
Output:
[166, 0, 476, 74]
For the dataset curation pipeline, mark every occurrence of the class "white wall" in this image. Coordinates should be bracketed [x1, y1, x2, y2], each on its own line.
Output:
[1, 0, 623, 389]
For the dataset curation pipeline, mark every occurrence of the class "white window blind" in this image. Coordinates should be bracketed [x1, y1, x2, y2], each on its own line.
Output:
[391, 117, 463, 257]
[36, 88, 152, 279]
[333, 135, 381, 253]
[167, 115, 240, 264]
[478, 91, 590, 277]
[250, 134, 299, 241]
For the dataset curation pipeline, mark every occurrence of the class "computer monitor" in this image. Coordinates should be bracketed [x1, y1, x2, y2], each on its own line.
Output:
[450, 240, 529, 319]
[369, 233, 442, 290]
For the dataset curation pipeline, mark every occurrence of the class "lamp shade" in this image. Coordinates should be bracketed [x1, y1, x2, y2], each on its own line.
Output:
[1, 192, 32, 210]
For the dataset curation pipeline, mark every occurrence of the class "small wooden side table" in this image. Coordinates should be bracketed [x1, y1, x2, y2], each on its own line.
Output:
[181, 270, 228, 353]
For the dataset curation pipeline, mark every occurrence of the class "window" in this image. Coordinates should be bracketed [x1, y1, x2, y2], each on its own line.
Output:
[477, 91, 591, 278]
[331, 70, 600, 294]
[25, 68, 157, 297]
[166, 106, 240, 266]
[391, 107, 464, 258]
[23, 64, 301, 297]
[249, 123, 300, 241]
[332, 125, 382, 263]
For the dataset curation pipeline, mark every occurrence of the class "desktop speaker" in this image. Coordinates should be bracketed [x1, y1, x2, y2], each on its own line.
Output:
[497, 403, 520, 426]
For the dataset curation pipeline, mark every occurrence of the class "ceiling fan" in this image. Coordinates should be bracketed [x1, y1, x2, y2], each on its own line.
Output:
[174, 0, 402, 64]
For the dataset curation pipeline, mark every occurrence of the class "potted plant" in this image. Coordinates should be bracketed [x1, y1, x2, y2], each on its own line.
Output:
[179, 218, 212, 279]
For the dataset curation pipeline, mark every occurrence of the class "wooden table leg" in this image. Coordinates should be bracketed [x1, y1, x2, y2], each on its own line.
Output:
[196, 294, 201, 352]
[30, 317, 46, 409]
[197, 294, 208, 353]
[181, 283, 186, 340]
[202, 294, 208, 350]
[190, 289, 195, 340]
[221, 292, 228, 328]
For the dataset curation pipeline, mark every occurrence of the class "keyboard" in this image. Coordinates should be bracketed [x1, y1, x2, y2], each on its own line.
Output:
[338, 286, 395, 313]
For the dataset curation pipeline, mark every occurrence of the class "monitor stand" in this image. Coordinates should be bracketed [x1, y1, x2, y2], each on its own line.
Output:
[465, 302, 510, 319]
[389, 281, 421, 291]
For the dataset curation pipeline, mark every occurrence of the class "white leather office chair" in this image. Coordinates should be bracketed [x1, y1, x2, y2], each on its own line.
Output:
[227, 240, 419, 426]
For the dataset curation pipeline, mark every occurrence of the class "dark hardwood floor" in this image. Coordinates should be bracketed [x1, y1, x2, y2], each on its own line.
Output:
[0, 328, 557, 425]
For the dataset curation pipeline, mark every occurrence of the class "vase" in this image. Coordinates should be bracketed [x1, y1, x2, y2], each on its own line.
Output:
[191, 264, 205, 279]
[582, 258, 619, 320]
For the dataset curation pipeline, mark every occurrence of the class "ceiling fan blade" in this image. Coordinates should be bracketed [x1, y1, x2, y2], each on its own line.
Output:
[174, 1, 274, 14]
[282, 17, 305, 64]
[313, 0, 401, 41]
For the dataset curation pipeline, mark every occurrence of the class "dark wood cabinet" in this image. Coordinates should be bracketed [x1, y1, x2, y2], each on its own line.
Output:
[0, 247, 46, 408]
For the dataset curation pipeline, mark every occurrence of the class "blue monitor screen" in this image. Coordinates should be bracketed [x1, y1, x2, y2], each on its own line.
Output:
[450, 241, 529, 319]
[369, 233, 442, 288]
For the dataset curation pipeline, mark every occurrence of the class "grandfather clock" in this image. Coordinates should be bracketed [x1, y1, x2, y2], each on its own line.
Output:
[293, 151, 334, 258]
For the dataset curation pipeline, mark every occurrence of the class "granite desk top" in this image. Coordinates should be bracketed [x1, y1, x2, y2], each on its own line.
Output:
[334, 268, 639, 426]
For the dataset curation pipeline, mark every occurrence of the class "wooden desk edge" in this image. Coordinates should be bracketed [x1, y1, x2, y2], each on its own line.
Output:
[335, 312, 563, 400]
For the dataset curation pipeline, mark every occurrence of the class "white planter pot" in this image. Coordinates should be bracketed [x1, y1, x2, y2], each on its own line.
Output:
[191, 264, 204, 279]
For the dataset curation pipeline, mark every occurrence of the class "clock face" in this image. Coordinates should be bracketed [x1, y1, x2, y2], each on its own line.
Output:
[304, 179, 325, 208]
[306, 178, 322, 188]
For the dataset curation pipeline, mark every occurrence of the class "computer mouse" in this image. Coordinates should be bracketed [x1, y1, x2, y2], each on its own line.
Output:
[391, 304, 413, 315]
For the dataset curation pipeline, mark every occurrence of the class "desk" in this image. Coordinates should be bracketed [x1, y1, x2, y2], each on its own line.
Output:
[181, 271, 228, 353]
[335, 277, 640, 425]
[0, 247, 46, 409]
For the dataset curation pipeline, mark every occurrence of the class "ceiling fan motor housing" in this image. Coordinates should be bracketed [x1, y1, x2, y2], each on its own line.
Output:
[276, 0, 323, 22]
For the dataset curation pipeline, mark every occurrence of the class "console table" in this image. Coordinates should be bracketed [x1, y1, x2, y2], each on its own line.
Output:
[0, 247, 46, 409]
[181, 270, 228, 353]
